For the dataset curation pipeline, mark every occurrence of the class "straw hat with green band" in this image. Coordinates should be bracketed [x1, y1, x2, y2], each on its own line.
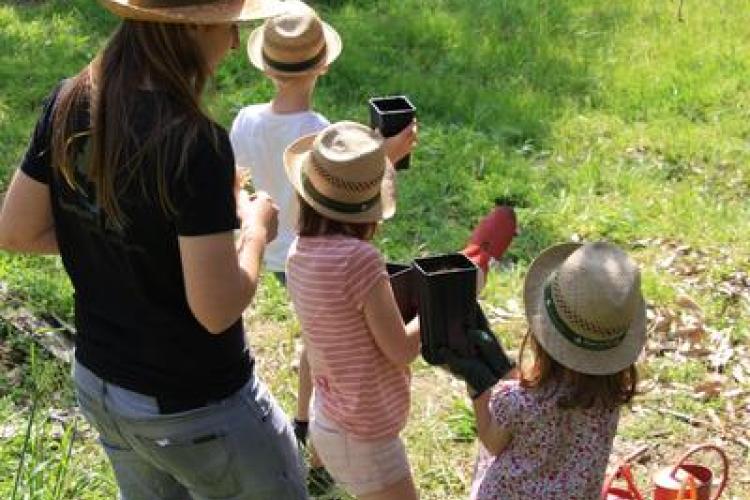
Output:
[99, 0, 283, 24]
[247, 0, 342, 76]
[523, 242, 646, 376]
[284, 121, 396, 224]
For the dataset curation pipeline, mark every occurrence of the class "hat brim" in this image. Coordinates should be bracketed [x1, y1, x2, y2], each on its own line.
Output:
[247, 20, 342, 75]
[284, 133, 396, 224]
[523, 243, 646, 375]
[99, 0, 283, 24]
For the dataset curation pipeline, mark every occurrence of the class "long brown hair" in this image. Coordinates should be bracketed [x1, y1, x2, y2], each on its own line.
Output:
[519, 330, 638, 409]
[51, 20, 214, 228]
[297, 195, 378, 240]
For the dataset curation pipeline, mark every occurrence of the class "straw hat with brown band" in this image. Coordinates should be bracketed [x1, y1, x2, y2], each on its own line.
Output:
[284, 121, 396, 224]
[523, 241, 647, 376]
[98, 0, 284, 24]
[247, 0, 342, 76]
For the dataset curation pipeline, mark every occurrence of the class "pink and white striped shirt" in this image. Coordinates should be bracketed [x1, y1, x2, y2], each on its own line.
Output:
[286, 235, 411, 440]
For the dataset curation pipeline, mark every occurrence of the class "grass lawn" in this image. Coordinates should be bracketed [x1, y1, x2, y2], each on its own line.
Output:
[1, 0, 749, 498]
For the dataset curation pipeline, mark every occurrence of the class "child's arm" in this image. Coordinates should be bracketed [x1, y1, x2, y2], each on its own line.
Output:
[364, 278, 420, 367]
[473, 389, 512, 456]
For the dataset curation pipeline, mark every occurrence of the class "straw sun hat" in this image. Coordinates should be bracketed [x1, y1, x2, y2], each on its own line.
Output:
[284, 121, 396, 224]
[523, 242, 647, 376]
[247, 0, 342, 75]
[98, 0, 283, 24]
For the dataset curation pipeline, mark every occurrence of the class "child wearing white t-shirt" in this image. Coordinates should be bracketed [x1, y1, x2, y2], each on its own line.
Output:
[231, 105, 330, 278]
[232, 5, 417, 493]
[230, 2, 338, 283]
[229, 2, 342, 491]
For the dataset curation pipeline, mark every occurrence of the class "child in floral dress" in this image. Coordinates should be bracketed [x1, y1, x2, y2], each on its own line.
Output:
[444, 242, 645, 500]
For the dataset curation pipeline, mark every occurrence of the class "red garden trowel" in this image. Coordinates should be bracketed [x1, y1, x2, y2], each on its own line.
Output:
[461, 199, 518, 274]
[602, 444, 729, 500]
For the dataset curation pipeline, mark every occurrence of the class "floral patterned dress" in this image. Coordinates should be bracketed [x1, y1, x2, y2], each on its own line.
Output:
[471, 381, 620, 500]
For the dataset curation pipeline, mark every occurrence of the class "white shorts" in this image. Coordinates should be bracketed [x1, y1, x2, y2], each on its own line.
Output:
[310, 405, 410, 496]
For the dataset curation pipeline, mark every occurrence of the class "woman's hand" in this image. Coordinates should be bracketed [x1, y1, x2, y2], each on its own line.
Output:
[238, 190, 279, 244]
[383, 120, 418, 165]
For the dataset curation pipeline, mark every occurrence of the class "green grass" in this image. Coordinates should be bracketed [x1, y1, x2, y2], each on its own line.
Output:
[1, 0, 749, 498]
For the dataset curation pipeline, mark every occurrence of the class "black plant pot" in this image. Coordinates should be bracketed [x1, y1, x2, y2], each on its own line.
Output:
[414, 253, 478, 364]
[368, 95, 416, 170]
[386, 262, 418, 321]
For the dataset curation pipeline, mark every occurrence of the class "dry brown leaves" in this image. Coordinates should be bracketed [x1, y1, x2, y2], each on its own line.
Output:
[612, 238, 750, 494]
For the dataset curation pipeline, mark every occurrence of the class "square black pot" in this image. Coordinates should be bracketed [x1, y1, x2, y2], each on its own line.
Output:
[368, 95, 416, 170]
[386, 262, 418, 321]
[413, 253, 477, 364]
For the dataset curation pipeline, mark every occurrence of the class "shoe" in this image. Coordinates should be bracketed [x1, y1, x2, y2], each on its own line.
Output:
[307, 466, 336, 497]
[293, 418, 309, 446]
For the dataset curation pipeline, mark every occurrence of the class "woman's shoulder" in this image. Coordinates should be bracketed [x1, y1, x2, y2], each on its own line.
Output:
[178, 117, 232, 166]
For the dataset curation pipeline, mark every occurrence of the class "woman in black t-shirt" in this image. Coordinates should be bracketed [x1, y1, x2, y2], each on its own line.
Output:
[0, 1, 307, 498]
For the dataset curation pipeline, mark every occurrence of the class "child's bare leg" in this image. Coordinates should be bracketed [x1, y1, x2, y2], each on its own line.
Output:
[358, 475, 418, 500]
[296, 346, 313, 422]
[476, 269, 486, 293]
[296, 347, 324, 467]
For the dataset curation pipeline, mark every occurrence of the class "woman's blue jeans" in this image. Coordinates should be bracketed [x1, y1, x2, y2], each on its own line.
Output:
[73, 361, 307, 500]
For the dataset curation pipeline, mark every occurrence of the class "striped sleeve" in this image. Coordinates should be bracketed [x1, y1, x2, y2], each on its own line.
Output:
[345, 241, 388, 309]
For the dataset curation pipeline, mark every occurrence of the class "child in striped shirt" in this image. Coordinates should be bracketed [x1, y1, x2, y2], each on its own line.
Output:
[285, 121, 419, 500]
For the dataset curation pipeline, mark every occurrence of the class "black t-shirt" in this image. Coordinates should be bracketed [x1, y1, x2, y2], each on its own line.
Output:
[20, 83, 253, 401]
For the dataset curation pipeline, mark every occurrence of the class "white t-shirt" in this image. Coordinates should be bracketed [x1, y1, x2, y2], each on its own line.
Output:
[230, 104, 329, 271]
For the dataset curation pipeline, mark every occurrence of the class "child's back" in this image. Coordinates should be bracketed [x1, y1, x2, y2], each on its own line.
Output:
[284, 121, 419, 499]
[287, 234, 411, 439]
[230, 0, 341, 273]
[472, 381, 619, 499]
[231, 105, 328, 271]
[444, 242, 645, 500]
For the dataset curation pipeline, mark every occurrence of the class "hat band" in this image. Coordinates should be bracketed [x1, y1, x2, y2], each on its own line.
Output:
[262, 45, 326, 73]
[130, 0, 217, 7]
[543, 279, 626, 352]
[302, 172, 380, 215]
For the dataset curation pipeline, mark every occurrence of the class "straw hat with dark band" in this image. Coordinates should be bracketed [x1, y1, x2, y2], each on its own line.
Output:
[98, 0, 283, 24]
[284, 121, 395, 224]
[523, 242, 646, 376]
[247, 0, 341, 75]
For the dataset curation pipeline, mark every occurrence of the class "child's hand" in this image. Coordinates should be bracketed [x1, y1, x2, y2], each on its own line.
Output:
[383, 120, 418, 165]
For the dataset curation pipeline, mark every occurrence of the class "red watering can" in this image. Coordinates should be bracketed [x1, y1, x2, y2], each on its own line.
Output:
[602, 444, 729, 500]
[652, 444, 728, 500]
